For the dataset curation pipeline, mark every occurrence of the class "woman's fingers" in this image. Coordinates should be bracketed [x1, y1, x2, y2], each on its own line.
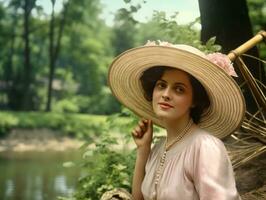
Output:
[132, 119, 152, 139]
[132, 127, 142, 138]
[132, 129, 139, 137]
[138, 120, 147, 132]
[132, 119, 153, 148]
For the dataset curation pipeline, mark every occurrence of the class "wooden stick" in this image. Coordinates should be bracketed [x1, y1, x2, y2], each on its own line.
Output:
[228, 30, 266, 61]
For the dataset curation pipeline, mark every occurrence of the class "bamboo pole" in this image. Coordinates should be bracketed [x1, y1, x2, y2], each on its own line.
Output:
[227, 31, 266, 113]
[228, 30, 266, 61]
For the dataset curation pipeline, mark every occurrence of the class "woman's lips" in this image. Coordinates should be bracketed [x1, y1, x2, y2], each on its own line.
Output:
[158, 102, 174, 109]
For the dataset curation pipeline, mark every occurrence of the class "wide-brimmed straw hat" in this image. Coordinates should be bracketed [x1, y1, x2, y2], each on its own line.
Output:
[108, 41, 246, 138]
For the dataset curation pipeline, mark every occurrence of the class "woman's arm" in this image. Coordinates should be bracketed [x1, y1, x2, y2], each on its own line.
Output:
[191, 134, 241, 200]
[132, 146, 150, 200]
[131, 119, 153, 200]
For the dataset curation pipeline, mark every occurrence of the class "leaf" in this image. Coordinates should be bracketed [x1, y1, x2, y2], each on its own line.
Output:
[206, 36, 217, 46]
[212, 44, 222, 51]
[113, 163, 127, 171]
[63, 161, 75, 168]
[123, 0, 131, 3]
[130, 6, 138, 12]
[82, 149, 93, 158]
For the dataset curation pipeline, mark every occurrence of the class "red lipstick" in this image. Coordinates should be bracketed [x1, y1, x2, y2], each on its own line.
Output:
[158, 102, 174, 109]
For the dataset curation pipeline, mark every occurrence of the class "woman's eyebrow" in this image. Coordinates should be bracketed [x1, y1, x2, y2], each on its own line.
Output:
[174, 82, 188, 88]
[159, 79, 188, 88]
[157, 79, 166, 82]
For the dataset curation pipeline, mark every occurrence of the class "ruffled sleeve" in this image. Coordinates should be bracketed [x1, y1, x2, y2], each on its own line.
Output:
[188, 133, 241, 200]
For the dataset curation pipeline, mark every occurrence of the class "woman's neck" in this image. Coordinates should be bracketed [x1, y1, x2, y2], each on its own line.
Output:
[164, 116, 192, 143]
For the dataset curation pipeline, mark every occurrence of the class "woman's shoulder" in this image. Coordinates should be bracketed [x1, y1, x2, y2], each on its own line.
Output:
[184, 128, 230, 169]
[188, 128, 226, 151]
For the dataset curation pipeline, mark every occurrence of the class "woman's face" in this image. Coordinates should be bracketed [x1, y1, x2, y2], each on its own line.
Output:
[152, 69, 193, 122]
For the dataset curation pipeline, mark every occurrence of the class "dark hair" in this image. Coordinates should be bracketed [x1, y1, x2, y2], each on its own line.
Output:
[140, 66, 210, 124]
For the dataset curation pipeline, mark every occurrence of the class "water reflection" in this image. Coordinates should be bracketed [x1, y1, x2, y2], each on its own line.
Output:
[0, 150, 81, 200]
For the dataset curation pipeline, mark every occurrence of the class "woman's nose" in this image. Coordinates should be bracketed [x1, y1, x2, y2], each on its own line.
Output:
[162, 87, 171, 101]
[162, 95, 170, 101]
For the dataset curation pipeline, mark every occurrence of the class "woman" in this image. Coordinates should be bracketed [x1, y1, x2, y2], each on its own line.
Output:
[108, 41, 245, 200]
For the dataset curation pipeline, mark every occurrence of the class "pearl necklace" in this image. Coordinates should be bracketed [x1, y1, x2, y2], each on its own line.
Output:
[152, 119, 194, 199]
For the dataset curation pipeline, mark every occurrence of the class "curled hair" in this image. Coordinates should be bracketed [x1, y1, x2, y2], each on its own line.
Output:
[140, 66, 172, 101]
[189, 76, 210, 123]
[140, 66, 210, 124]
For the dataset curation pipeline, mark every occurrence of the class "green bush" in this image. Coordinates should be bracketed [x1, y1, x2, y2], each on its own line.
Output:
[53, 99, 80, 113]
[73, 88, 121, 115]
[73, 134, 135, 200]
[58, 109, 140, 200]
[0, 111, 108, 139]
[53, 87, 121, 115]
[0, 112, 19, 137]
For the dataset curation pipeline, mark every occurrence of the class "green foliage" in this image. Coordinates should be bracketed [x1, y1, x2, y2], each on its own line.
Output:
[247, 0, 266, 33]
[0, 112, 18, 137]
[53, 99, 80, 113]
[137, 11, 200, 47]
[203, 36, 222, 53]
[247, 0, 266, 60]
[74, 138, 135, 199]
[81, 87, 121, 115]
[136, 11, 221, 53]
[111, 0, 144, 54]
[59, 112, 138, 200]
[0, 0, 114, 112]
[0, 111, 108, 139]
[53, 87, 121, 115]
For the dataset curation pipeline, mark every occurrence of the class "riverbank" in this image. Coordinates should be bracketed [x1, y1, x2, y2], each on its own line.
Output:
[0, 128, 84, 152]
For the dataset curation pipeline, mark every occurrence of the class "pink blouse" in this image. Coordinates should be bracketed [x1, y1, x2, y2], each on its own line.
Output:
[141, 128, 241, 200]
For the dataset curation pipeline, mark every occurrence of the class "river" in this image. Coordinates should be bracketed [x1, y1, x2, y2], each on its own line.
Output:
[0, 150, 81, 200]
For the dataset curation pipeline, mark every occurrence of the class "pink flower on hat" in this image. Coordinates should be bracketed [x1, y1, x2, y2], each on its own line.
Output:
[207, 53, 238, 77]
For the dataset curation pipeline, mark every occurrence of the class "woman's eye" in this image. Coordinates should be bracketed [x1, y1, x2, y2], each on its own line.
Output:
[155, 82, 166, 89]
[175, 86, 185, 93]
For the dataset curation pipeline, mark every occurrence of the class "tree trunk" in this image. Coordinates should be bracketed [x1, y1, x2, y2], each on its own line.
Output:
[5, 11, 17, 109]
[22, 0, 34, 110]
[46, 0, 69, 112]
[46, 0, 56, 112]
[198, 0, 266, 113]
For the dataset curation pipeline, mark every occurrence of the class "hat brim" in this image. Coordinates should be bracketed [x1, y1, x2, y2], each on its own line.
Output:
[108, 45, 246, 138]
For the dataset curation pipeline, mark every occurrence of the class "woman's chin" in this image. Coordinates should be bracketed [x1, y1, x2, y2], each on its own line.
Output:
[155, 112, 176, 121]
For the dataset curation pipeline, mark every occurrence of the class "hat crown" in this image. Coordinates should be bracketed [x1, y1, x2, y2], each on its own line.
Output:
[145, 40, 207, 58]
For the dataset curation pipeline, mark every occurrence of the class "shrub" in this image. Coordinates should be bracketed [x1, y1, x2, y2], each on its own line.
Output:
[0, 112, 19, 137]
[53, 99, 80, 113]
[59, 109, 139, 200]
[73, 135, 135, 200]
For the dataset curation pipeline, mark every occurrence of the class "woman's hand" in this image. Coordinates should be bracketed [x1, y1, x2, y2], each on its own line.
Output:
[131, 119, 153, 200]
[132, 119, 153, 149]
